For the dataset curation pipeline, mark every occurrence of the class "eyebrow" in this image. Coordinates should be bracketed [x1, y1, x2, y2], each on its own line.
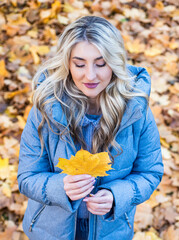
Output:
[72, 56, 103, 61]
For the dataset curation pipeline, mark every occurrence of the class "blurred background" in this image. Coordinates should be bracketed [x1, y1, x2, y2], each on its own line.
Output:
[0, 0, 178, 239]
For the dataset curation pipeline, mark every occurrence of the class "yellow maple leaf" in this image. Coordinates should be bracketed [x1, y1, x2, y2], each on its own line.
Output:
[0, 60, 10, 77]
[56, 149, 113, 177]
[145, 231, 162, 240]
[0, 157, 9, 180]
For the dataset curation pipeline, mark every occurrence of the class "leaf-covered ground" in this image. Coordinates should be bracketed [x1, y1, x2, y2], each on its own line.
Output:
[0, 0, 178, 239]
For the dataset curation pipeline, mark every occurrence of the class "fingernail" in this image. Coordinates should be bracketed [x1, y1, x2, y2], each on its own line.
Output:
[86, 175, 92, 178]
[83, 198, 88, 202]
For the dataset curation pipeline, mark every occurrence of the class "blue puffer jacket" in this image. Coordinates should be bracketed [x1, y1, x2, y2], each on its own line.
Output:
[18, 64, 164, 240]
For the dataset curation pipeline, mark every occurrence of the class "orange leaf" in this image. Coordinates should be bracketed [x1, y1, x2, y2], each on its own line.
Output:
[4, 86, 29, 99]
[56, 149, 113, 177]
[0, 60, 10, 78]
[125, 39, 145, 54]
[155, 1, 164, 11]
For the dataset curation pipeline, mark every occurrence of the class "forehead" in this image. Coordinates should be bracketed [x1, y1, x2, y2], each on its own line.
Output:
[70, 41, 102, 59]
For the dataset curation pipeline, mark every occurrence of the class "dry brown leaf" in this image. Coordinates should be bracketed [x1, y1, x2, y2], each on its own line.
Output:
[2, 182, 11, 198]
[165, 62, 178, 76]
[125, 39, 145, 54]
[146, 190, 170, 208]
[4, 85, 30, 99]
[62, 2, 75, 13]
[0, 226, 17, 240]
[144, 46, 165, 57]
[134, 203, 153, 229]
[161, 225, 179, 240]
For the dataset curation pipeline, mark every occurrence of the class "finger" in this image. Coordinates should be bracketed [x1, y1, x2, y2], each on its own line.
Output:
[64, 174, 94, 183]
[83, 196, 109, 203]
[83, 190, 113, 203]
[66, 180, 95, 195]
[87, 204, 111, 212]
[87, 202, 110, 210]
[64, 178, 95, 191]
[87, 206, 108, 216]
[68, 186, 94, 201]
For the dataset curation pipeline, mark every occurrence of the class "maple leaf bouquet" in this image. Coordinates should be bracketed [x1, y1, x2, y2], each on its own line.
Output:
[56, 149, 113, 178]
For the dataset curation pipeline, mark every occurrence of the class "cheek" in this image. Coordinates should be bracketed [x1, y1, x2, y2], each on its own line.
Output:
[102, 69, 112, 83]
[70, 67, 83, 80]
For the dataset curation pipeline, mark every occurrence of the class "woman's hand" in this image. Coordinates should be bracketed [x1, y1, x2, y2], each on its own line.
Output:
[83, 189, 114, 215]
[63, 174, 95, 201]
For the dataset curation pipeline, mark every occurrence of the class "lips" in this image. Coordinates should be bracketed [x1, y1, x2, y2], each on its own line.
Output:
[84, 83, 99, 89]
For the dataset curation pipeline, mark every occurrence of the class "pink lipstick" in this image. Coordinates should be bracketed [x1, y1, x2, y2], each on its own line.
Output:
[84, 83, 99, 88]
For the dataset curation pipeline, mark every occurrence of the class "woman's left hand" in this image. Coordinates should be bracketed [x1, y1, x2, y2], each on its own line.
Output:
[83, 189, 114, 215]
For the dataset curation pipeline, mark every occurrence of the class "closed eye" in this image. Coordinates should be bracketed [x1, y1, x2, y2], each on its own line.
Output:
[75, 64, 85, 68]
[75, 63, 106, 68]
[96, 63, 106, 67]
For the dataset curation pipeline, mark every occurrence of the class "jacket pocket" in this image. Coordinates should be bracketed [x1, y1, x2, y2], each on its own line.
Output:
[124, 213, 132, 229]
[29, 205, 46, 232]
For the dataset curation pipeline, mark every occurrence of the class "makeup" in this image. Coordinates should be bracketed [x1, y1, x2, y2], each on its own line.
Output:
[84, 83, 99, 88]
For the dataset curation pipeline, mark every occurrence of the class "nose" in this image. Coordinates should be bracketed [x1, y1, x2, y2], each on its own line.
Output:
[85, 65, 96, 81]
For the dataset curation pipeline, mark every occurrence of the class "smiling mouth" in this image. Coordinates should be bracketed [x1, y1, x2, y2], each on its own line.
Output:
[84, 83, 99, 89]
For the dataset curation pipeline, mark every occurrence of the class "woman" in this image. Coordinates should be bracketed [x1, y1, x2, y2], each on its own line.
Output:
[18, 16, 163, 240]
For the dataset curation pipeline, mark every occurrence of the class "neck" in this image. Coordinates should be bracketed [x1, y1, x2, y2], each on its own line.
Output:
[87, 98, 101, 115]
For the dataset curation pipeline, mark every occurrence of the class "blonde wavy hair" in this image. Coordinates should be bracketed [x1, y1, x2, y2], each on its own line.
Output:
[32, 16, 148, 160]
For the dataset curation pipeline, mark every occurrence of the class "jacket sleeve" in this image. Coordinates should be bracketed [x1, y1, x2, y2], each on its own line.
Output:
[98, 107, 164, 220]
[17, 107, 81, 213]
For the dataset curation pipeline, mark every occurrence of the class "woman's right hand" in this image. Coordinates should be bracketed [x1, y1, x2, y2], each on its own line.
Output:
[63, 174, 95, 201]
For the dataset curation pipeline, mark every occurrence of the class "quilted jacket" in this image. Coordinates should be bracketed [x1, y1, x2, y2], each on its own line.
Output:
[18, 64, 164, 240]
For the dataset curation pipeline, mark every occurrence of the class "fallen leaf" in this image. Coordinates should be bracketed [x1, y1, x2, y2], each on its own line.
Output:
[0, 157, 9, 180]
[57, 15, 69, 25]
[4, 86, 30, 99]
[125, 39, 145, 54]
[155, 1, 164, 11]
[2, 182, 11, 198]
[161, 225, 179, 240]
[62, 2, 74, 13]
[17, 115, 26, 129]
[144, 45, 165, 57]
[145, 231, 162, 240]
[134, 203, 153, 229]
[0, 59, 10, 77]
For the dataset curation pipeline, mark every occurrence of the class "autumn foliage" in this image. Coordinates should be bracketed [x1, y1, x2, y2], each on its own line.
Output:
[0, 0, 178, 239]
[57, 149, 113, 177]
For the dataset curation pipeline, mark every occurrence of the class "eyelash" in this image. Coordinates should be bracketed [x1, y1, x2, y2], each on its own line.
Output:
[75, 63, 106, 68]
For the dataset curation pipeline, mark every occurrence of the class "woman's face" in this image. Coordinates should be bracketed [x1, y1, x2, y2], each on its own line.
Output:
[69, 41, 113, 102]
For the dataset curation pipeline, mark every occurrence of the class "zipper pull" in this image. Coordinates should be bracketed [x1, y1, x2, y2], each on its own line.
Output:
[29, 219, 35, 232]
[124, 213, 132, 229]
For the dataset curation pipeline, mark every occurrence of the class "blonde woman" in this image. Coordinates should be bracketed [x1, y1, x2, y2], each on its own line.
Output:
[18, 16, 163, 240]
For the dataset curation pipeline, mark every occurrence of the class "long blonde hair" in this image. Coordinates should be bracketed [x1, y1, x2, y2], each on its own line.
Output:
[32, 16, 148, 159]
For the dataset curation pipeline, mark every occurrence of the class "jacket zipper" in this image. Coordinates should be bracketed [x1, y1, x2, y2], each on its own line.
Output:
[124, 213, 132, 229]
[92, 177, 100, 239]
[29, 205, 46, 232]
[93, 215, 96, 240]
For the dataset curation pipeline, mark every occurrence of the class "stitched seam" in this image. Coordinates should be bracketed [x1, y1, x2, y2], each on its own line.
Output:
[43, 175, 53, 205]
